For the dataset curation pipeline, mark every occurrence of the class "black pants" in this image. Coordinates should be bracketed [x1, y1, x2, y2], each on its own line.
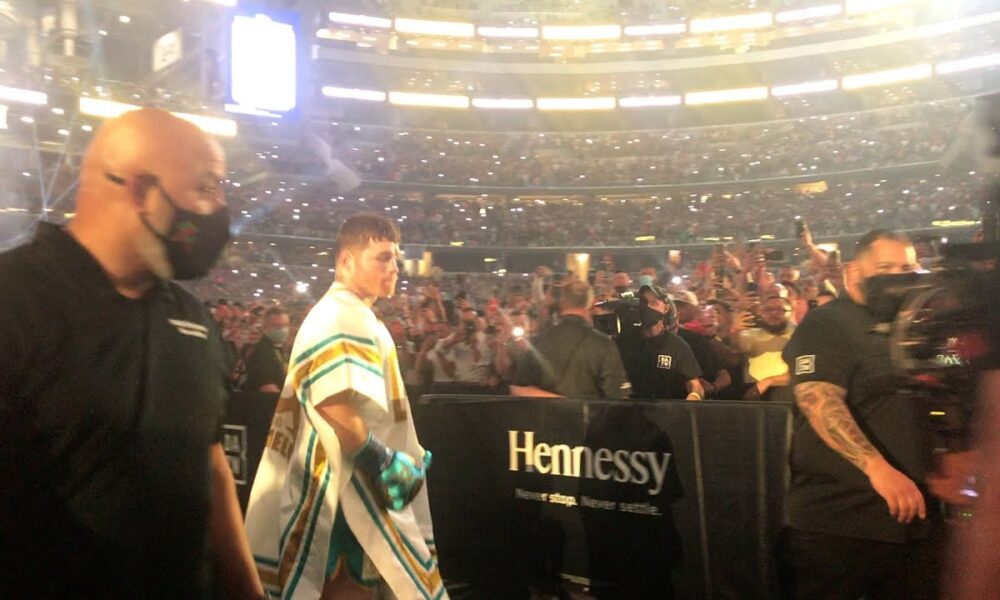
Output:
[778, 526, 943, 600]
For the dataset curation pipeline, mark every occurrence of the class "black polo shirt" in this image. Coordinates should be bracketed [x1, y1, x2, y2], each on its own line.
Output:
[0, 223, 228, 597]
[782, 296, 936, 543]
[632, 331, 703, 400]
[513, 315, 631, 399]
[243, 337, 286, 391]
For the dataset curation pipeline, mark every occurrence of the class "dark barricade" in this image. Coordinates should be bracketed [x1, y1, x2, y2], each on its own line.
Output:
[225, 393, 793, 598]
[413, 396, 792, 599]
[224, 392, 279, 512]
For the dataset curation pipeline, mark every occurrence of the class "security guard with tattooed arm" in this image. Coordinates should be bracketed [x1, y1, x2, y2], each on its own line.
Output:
[778, 229, 952, 599]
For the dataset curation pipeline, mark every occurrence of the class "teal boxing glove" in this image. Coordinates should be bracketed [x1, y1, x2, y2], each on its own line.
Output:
[352, 433, 429, 511]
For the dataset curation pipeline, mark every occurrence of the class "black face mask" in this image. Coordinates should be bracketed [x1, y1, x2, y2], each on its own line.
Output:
[107, 173, 231, 280]
[863, 272, 923, 324]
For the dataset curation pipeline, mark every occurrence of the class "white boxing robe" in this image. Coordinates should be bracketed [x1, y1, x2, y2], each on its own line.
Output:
[245, 282, 446, 600]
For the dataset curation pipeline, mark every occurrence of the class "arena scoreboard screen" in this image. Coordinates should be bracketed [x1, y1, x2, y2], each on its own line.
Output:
[227, 10, 300, 117]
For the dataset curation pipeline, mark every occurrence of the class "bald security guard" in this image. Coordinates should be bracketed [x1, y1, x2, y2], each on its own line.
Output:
[0, 109, 263, 598]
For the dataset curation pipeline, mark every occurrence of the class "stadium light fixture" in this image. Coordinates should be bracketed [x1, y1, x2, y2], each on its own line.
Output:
[388, 91, 470, 109]
[394, 18, 475, 38]
[536, 96, 616, 111]
[774, 4, 843, 23]
[689, 12, 773, 34]
[841, 64, 932, 90]
[845, 0, 909, 15]
[770, 79, 840, 97]
[471, 97, 534, 109]
[328, 12, 392, 29]
[618, 94, 682, 108]
[541, 24, 621, 41]
[79, 97, 139, 119]
[623, 23, 687, 36]
[0, 85, 47, 106]
[322, 86, 387, 102]
[685, 86, 769, 105]
[935, 52, 1000, 75]
[78, 97, 238, 137]
[933, 220, 978, 228]
[477, 26, 539, 38]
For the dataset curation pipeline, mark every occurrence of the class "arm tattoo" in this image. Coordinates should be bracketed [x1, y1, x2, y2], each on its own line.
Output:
[794, 381, 880, 472]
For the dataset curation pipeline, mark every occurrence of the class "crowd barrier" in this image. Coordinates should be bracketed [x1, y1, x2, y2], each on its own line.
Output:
[225, 393, 793, 599]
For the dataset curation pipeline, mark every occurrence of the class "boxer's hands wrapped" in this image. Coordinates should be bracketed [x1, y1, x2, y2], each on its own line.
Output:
[352, 432, 430, 510]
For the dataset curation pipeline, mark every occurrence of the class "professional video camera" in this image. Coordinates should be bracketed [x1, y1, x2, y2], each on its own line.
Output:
[592, 291, 641, 338]
[867, 250, 999, 449]
[873, 92, 1000, 448]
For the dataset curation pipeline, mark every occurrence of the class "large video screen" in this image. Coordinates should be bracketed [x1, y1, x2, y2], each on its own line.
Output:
[229, 11, 298, 114]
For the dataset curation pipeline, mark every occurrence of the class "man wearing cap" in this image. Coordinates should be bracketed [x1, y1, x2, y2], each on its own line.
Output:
[673, 290, 731, 399]
[631, 286, 705, 401]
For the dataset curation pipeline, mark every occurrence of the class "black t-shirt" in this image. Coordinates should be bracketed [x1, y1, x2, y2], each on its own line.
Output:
[243, 337, 286, 391]
[513, 315, 631, 399]
[0, 223, 228, 597]
[781, 296, 935, 543]
[678, 327, 724, 380]
[632, 331, 703, 400]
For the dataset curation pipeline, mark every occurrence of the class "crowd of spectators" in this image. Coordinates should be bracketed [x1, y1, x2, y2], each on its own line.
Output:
[228, 170, 983, 246]
[337, 99, 963, 186]
[205, 226, 885, 403]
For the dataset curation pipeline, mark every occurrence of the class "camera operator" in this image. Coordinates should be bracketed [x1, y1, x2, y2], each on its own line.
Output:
[733, 294, 794, 402]
[778, 229, 944, 599]
[632, 286, 705, 401]
[510, 280, 630, 399]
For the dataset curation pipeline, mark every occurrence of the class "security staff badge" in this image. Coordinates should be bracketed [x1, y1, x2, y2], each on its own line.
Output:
[657, 355, 673, 369]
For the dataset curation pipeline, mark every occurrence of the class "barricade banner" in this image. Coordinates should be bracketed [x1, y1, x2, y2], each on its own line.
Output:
[413, 396, 792, 599]
[226, 393, 792, 597]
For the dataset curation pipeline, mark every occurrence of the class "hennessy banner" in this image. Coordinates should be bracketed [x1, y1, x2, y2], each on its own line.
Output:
[413, 397, 793, 599]
[226, 394, 793, 597]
